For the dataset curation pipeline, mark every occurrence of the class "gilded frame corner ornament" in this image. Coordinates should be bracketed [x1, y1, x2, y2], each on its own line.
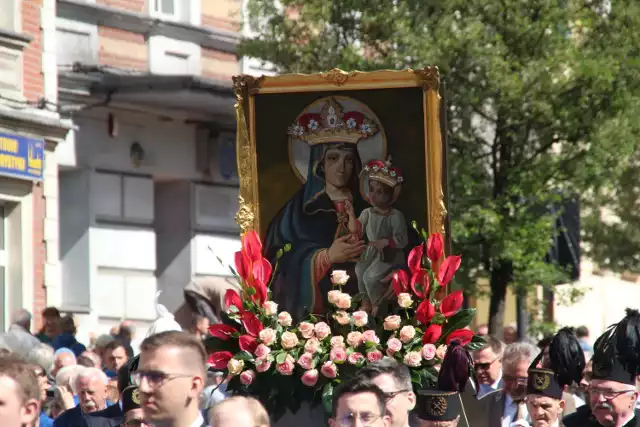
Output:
[233, 68, 446, 239]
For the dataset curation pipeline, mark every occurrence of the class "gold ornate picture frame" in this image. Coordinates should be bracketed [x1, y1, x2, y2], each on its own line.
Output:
[233, 67, 446, 240]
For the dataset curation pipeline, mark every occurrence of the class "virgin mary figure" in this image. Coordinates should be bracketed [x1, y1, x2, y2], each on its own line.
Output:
[264, 96, 385, 321]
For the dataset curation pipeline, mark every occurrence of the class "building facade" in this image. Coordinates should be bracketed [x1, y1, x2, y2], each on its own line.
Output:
[0, 0, 70, 331]
[55, 0, 244, 339]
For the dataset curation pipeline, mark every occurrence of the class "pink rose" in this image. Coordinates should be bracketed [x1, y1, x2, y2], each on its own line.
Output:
[320, 361, 338, 378]
[314, 322, 331, 340]
[262, 301, 278, 316]
[397, 293, 413, 308]
[299, 322, 315, 339]
[399, 326, 416, 343]
[281, 331, 299, 350]
[297, 352, 315, 370]
[362, 330, 380, 345]
[386, 337, 403, 355]
[347, 331, 363, 348]
[403, 351, 422, 367]
[352, 311, 369, 328]
[383, 315, 402, 331]
[330, 270, 350, 286]
[333, 311, 351, 326]
[304, 337, 321, 354]
[336, 293, 352, 309]
[254, 344, 271, 359]
[367, 350, 383, 363]
[301, 369, 319, 387]
[422, 344, 437, 360]
[278, 311, 292, 327]
[348, 352, 365, 365]
[255, 358, 272, 373]
[259, 328, 277, 346]
[240, 370, 256, 385]
[276, 354, 295, 375]
[436, 345, 447, 360]
[330, 347, 347, 363]
[327, 290, 342, 305]
[331, 336, 345, 348]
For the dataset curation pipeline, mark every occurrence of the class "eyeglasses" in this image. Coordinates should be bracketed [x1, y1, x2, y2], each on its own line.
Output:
[131, 370, 194, 388]
[475, 357, 501, 370]
[503, 375, 528, 385]
[384, 389, 412, 401]
[588, 387, 635, 400]
[123, 420, 145, 427]
[337, 412, 382, 426]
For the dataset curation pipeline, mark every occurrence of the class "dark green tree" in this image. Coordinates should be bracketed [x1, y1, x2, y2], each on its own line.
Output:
[241, 0, 640, 335]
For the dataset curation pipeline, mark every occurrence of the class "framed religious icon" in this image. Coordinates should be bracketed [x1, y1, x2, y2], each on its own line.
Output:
[233, 68, 446, 320]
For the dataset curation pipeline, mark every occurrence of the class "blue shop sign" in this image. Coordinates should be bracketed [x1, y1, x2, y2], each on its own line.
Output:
[0, 132, 44, 181]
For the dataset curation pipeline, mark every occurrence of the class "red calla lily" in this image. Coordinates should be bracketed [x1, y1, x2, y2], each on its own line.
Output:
[445, 329, 474, 346]
[440, 290, 463, 317]
[391, 270, 409, 296]
[416, 300, 436, 325]
[209, 324, 238, 341]
[427, 233, 444, 263]
[437, 255, 462, 287]
[242, 312, 264, 337]
[422, 324, 442, 344]
[410, 270, 430, 299]
[407, 244, 424, 274]
[208, 351, 233, 369]
[239, 335, 259, 353]
[242, 230, 263, 262]
[234, 250, 251, 283]
[251, 258, 272, 304]
[224, 289, 244, 313]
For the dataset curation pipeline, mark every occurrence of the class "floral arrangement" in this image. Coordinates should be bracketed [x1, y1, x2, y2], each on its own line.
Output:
[205, 228, 484, 418]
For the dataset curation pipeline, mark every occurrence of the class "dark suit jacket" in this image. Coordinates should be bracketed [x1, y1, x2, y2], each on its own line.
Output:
[564, 407, 640, 427]
[53, 406, 87, 427]
[84, 403, 123, 427]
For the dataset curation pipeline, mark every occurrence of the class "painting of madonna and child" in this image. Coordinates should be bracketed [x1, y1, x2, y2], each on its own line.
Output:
[253, 87, 432, 322]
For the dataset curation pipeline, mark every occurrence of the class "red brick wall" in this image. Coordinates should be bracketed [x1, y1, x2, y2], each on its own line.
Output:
[202, 14, 240, 32]
[97, 0, 145, 13]
[98, 27, 148, 71]
[32, 182, 46, 331]
[201, 48, 239, 81]
[22, 0, 44, 102]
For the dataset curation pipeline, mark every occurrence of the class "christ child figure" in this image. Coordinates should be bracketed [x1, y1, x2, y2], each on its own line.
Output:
[344, 158, 408, 313]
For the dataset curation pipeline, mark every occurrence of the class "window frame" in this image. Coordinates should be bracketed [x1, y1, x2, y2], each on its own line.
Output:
[150, 0, 181, 22]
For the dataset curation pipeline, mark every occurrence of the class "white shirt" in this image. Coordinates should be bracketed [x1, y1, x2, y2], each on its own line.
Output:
[478, 373, 503, 399]
[151, 412, 207, 427]
[503, 394, 530, 427]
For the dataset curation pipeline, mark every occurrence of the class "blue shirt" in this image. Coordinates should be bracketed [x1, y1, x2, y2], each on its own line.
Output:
[39, 412, 54, 427]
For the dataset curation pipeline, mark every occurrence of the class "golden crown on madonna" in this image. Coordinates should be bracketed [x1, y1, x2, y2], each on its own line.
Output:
[287, 97, 379, 145]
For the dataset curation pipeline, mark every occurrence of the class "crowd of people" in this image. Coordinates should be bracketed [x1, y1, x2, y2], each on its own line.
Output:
[1, 303, 640, 427]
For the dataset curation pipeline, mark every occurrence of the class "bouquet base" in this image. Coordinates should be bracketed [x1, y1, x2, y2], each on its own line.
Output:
[271, 402, 328, 427]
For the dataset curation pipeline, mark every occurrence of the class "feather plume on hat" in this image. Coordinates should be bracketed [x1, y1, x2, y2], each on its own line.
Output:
[146, 291, 182, 338]
[592, 308, 640, 385]
[548, 327, 585, 388]
[437, 339, 474, 393]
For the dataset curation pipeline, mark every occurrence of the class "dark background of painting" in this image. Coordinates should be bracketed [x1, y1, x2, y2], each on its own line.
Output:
[253, 86, 428, 236]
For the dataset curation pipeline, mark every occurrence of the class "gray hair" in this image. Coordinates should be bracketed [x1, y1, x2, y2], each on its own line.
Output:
[26, 343, 55, 373]
[75, 367, 109, 387]
[12, 309, 32, 329]
[355, 357, 413, 390]
[55, 365, 85, 394]
[502, 342, 540, 369]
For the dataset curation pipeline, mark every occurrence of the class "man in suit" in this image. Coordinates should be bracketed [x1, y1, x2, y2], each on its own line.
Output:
[53, 368, 109, 427]
[564, 309, 640, 427]
[474, 336, 505, 399]
[525, 328, 586, 427]
[83, 359, 139, 426]
[136, 331, 208, 427]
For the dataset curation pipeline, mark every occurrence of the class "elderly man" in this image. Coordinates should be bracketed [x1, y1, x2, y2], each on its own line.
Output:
[209, 396, 270, 427]
[329, 378, 391, 427]
[565, 309, 640, 427]
[52, 348, 77, 377]
[525, 328, 585, 427]
[0, 309, 41, 358]
[474, 335, 505, 399]
[357, 359, 416, 427]
[0, 354, 41, 427]
[53, 367, 109, 427]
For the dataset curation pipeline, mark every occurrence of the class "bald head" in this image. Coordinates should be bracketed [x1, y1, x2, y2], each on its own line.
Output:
[52, 351, 76, 376]
[12, 309, 32, 330]
[209, 396, 270, 427]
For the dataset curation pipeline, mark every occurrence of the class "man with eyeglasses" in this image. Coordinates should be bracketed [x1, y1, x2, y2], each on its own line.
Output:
[473, 342, 541, 427]
[473, 336, 505, 399]
[135, 331, 207, 427]
[357, 359, 416, 427]
[524, 328, 585, 427]
[564, 309, 640, 427]
[329, 378, 391, 427]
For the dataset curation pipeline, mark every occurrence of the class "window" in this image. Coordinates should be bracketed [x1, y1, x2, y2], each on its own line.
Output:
[92, 172, 154, 224]
[153, 0, 179, 18]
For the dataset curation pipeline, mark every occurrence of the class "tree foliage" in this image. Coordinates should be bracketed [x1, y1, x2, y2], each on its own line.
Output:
[241, 0, 640, 334]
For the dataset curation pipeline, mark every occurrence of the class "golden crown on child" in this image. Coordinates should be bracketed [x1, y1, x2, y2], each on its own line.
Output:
[363, 157, 404, 187]
[287, 97, 379, 146]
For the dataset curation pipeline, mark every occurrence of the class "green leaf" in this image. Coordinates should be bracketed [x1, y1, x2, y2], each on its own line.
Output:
[441, 308, 476, 338]
[466, 334, 487, 351]
[411, 371, 423, 386]
[235, 351, 254, 361]
[276, 352, 287, 364]
[276, 248, 284, 259]
[284, 243, 292, 252]
[246, 287, 256, 296]
[322, 383, 334, 414]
